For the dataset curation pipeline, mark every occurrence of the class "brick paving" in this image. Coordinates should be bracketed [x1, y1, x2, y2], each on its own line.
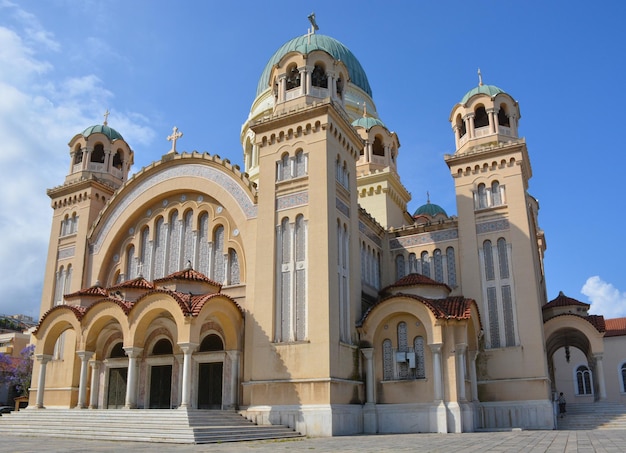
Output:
[3, 430, 626, 453]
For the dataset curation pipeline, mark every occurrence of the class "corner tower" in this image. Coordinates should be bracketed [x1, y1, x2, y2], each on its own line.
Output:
[40, 117, 134, 317]
[444, 76, 550, 423]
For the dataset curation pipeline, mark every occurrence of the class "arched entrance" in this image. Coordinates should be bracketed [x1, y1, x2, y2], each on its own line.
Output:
[196, 334, 224, 409]
[106, 342, 127, 409]
[147, 338, 174, 409]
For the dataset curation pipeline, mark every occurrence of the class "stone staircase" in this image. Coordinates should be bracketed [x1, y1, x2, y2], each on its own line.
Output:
[0, 408, 302, 444]
[557, 402, 626, 430]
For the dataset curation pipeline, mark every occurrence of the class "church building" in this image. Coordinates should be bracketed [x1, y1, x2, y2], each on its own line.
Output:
[28, 23, 626, 436]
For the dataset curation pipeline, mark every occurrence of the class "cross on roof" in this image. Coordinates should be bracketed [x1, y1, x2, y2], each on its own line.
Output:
[103, 109, 110, 126]
[307, 13, 319, 44]
[167, 126, 183, 154]
[478, 68, 483, 86]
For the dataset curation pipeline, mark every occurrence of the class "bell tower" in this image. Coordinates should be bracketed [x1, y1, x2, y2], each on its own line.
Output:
[40, 115, 133, 317]
[444, 75, 550, 409]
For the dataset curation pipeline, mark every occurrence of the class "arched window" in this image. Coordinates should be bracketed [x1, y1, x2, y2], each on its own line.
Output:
[491, 181, 502, 206]
[420, 251, 430, 277]
[91, 143, 105, 163]
[446, 247, 457, 287]
[199, 334, 224, 352]
[197, 213, 210, 276]
[153, 217, 166, 279]
[397, 322, 410, 379]
[336, 75, 343, 96]
[212, 225, 225, 284]
[474, 106, 489, 128]
[140, 226, 151, 278]
[182, 210, 194, 267]
[433, 249, 443, 282]
[621, 363, 626, 393]
[498, 106, 510, 127]
[311, 64, 327, 88]
[295, 149, 306, 177]
[395, 254, 406, 280]
[414, 336, 426, 379]
[152, 339, 173, 355]
[408, 253, 417, 274]
[477, 183, 488, 209]
[228, 248, 240, 285]
[576, 365, 593, 395]
[382, 339, 393, 381]
[295, 215, 307, 341]
[483, 241, 495, 281]
[126, 245, 136, 280]
[497, 238, 509, 279]
[109, 342, 126, 358]
[286, 65, 300, 90]
[168, 211, 180, 274]
[372, 136, 384, 156]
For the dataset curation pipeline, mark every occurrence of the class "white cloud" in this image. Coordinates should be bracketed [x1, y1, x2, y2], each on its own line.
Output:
[581, 276, 626, 319]
[0, 3, 155, 319]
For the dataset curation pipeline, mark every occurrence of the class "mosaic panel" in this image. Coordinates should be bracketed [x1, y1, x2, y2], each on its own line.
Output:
[389, 229, 458, 250]
[57, 247, 75, 260]
[276, 191, 308, 211]
[359, 221, 382, 247]
[92, 163, 257, 254]
[476, 219, 510, 235]
[336, 197, 350, 218]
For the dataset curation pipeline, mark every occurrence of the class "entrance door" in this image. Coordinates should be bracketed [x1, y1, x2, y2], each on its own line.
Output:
[197, 362, 223, 409]
[107, 367, 127, 409]
[149, 365, 172, 409]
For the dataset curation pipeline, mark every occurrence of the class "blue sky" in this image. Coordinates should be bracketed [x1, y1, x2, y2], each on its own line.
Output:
[0, 0, 624, 320]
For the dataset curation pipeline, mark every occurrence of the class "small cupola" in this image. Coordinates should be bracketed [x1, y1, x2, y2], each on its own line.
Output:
[449, 70, 521, 154]
[66, 110, 134, 189]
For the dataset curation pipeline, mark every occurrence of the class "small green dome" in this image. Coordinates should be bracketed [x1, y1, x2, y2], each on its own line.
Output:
[256, 34, 372, 97]
[352, 116, 385, 130]
[460, 84, 506, 105]
[82, 124, 124, 141]
[413, 202, 447, 218]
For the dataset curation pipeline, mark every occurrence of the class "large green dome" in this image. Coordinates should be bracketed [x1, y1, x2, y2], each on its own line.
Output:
[82, 124, 124, 141]
[460, 84, 506, 105]
[413, 202, 448, 218]
[256, 34, 372, 97]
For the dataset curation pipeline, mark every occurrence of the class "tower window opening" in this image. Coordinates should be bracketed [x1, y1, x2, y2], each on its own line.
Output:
[112, 150, 123, 170]
[336, 76, 343, 96]
[91, 143, 105, 163]
[498, 106, 510, 127]
[73, 145, 83, 165]
[372, 136, 384, 156]
[474, 106, 489, 129]
[286, 65, 300, 90]
[456, 115, 466, 137]
[311, 64, 328, 88]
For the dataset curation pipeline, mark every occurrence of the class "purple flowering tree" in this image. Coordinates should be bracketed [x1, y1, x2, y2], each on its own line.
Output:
[0, 344, 34, 397]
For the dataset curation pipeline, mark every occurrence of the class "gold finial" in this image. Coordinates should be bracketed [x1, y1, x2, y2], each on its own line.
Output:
[427, 191, 431, 203]
[478, 68, 483, 86]
[103, 109, 110, 126]
[363, 101, 367, 118]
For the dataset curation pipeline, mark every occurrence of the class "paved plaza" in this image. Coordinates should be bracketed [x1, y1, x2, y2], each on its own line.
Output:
[3, 430, 626, 453]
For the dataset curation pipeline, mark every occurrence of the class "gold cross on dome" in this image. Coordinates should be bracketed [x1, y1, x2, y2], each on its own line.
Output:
[103, 109, 110, 126]
[167, 126, 183, 154]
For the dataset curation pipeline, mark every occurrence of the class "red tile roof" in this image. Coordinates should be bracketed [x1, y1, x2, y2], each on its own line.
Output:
[381, 273, 451, 294]
[605, 317, 626, 337]
[154, 267, 222, 288]
[543, 291, 589, 310]
[64, 285, 109, 299]
[108, 277, 155, 291]
[358, 293, 479, 327]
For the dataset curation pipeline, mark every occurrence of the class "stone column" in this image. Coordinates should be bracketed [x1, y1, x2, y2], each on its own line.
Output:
[226, 350, 240, 409]
[89, 360, 101, 409]
[487, 108, 497, 134]
[430, 343, 444, 401]
[466, 114, 475, 139]
[469, 350, 479, 401]
[361, 348, 377, 433]
[76, 351, 94, 409]
[361, 348, 375, 403]
[455, 344, 467, 402]
[35, 354, 52, 409]
[278, 75, 287, 103]
[593, 353, 607, 400]
[178, 343, 197, 408]
[123, 347, 142, 409]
